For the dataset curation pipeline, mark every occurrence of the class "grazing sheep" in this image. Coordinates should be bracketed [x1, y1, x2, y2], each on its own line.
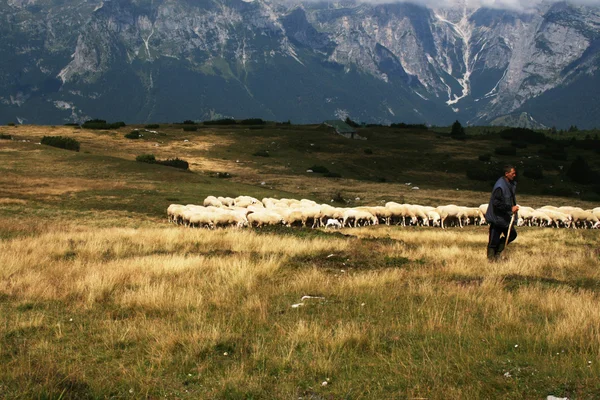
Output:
[436, 205, 466, 229]
[235, 196, 261, 208]
[203, 196, 223, 207]
[188, 212, 215, 229]
[425, 210, 441, 227]
[167, 204, 185, 224]
[531, 210, 557, 227]
[342, 209, 378, 228]
[325, 219, 342, 229]
[478, 204, 489, 225]
[247, 210, 284, 227]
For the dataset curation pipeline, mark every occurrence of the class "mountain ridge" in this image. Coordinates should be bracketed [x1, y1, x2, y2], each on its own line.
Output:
[2, 0, 600, 128]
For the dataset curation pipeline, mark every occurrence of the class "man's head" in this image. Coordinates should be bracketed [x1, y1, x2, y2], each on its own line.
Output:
[503, 164, 517, 182]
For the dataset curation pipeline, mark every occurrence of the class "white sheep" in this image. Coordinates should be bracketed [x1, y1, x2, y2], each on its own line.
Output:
[342, 209, 378, 228]
[203, 196, 223, 207]
[325, 219, 342, 229]
[247, 210, 284, 227]
[436, 205, 466, 229]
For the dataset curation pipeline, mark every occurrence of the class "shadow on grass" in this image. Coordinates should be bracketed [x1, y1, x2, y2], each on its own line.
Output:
[502, 274, 600, 293]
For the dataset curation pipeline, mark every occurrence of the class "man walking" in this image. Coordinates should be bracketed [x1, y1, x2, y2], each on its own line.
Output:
[485, 165, 519, 261]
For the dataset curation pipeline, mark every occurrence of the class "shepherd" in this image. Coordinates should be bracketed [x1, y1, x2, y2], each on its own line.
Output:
[485, 165, 519, 261]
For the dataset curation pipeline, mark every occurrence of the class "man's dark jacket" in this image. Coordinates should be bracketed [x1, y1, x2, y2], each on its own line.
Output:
[485, 177, 517, 228]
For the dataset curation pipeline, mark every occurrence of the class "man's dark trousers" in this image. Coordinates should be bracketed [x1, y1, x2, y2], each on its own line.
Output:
[487, 223, 517, 256]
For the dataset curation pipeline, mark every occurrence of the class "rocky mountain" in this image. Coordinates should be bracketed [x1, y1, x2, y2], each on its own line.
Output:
[2, 0, 600, 128]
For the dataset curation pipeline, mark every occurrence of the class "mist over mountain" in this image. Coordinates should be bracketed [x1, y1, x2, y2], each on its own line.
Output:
[2, 0, 600, 128]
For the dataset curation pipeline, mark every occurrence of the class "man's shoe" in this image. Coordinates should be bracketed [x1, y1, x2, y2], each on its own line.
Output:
[487, 247, 496, 262]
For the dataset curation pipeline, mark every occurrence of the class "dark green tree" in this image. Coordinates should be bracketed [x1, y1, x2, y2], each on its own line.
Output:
[451, 120, 466, 139]
[567, 156, 597, 184]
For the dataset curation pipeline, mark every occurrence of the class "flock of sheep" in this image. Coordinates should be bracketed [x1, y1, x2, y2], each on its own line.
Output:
[167, 196, 600, 230]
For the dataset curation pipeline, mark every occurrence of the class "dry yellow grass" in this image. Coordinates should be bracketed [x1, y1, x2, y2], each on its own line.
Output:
[1, 125, 599, 398]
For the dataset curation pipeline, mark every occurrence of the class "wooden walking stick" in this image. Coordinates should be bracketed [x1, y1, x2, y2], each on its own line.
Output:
[505, 212, 516, 248]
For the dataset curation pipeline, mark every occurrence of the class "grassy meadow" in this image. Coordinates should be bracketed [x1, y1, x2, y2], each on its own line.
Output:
[0, 123, 599, 399]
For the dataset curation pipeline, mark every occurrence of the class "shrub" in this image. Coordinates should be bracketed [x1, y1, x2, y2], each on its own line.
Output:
[345, 117, 360, 128]
[478, 153, 491, 162]
[542, 185, 573, 197]
[538, 146, 568, 161]
[125, 130, 143, 139]
[183, 126, 197, 132]
[253, 150, 270, 157]
[144, 124, 160, 129]
[7, 122, 15, 126]
[0, 133, 12, 140]
[511, 140, 528, 149]
[494, 146, 517, 156]
[499, 128, 546, 144]
[40, 136, 80, 152]
[64, 123, 79, 127]
[451, 120, 466, 139]
[82, 119, 126, 130]
[523, 165, 544, 180]
[332, 192, 346, 203]
[324, 172, 342, 178]
[158, 158, 189, 170]
[567, 156, 598, 184]
[466, 166, 498, 182]
[240, 118, 266, 125]
[309, 165, 329, 173]
[204, 119, 236, 126]
[136, 154, 156, 164]
[390, 123, 428, 130]
[364, 148, 373, 155]
[182, 120, 196, 125]
[216, 172, 232, 178]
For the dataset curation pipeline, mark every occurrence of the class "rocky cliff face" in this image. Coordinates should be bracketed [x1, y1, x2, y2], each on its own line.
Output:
[2, 0, 600, 128]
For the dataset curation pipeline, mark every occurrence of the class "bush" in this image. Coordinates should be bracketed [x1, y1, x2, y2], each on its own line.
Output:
[204, 119, 236, 126]
[538, 146, 568, 161]
[240, 118, 266, 125]
[64, 123, 79, 127]
[144, 124, 160, 129]
[125, 130, 143, 139]
[136, 154, 189, 170]
[216, 172, 232, 178]
[0, 133, 12, 140]
[567, 156, 598, 184]
[390, 123, 428, 130]
[523, 165, 544, 180]
[7, 122, 15, 126]
[511, 140, 528, 149]
[158, 158, 189, 170]
[136, 154, 156, 164]
[494, 146, 517, 156]
[466, 166, 498, 182]
[364, 148, 373, 155]
[182, 120, 196, 125]
[345, 117, 360, 128]
[324, 172, 342, 178]
[309, 165, 329, 173]
[478, 153, 491, 162]
[542, 185, 573, 197]
[253, 150, 270, 157]
[332, 192, 346, 203]
[82, 120, 126, 130]
[40, 136, 80, 152]
[183, 126, 197, 132]
[499, 128, 546, 144]
[450, 120, 466, 140]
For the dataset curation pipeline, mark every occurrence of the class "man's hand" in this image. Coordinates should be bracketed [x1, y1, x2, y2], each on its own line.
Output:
[512, 205, 519, 213]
